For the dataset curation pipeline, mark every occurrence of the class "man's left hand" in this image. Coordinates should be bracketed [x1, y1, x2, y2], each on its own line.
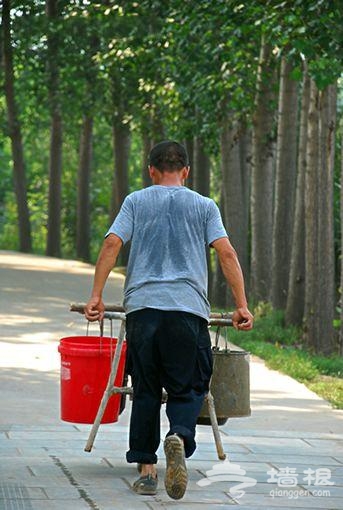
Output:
[232, 307, 254, 331]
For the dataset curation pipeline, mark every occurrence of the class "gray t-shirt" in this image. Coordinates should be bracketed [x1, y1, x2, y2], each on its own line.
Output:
[106, 185, 227, 320]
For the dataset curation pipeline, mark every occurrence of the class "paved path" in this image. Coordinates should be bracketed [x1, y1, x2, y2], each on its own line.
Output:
[0, 251, 343, 509]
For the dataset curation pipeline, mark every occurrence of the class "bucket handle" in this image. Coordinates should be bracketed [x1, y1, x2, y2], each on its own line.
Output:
[214, 323, 230, 353]
[86, 320, 104, 337]
[86, 319, 115, 358]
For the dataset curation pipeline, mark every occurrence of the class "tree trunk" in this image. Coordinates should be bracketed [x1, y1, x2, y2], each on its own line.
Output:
[2, 0, 32, 252]
[110, 122, 131, 219]
[239, 120, 251, 289]
[141, 130, 152, 188]
[185, 137, 194, 189]
[340, 130, 343, 355]
[211, 190, 228, 308]
[271, 57, 299, 309]
[304, 79, 320, 350]
[250, 36, 277, 302]
[46, 0, 62, 258]
[316, 84, 336, 355]
[220, 119, 249, 301]
[76, 115, 93, 261]
[286, 66, 310, 326]
[193, 136, 210, 197]
[193, 136, 212, 296]
[110, 121, 131, 265]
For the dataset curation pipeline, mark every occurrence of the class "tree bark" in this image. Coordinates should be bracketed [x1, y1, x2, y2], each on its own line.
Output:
[211, 190, 228, 308]
[239, 120, 251, 288]
[220, 119, 249, 295]
[46, 0, 63, 257]
[2, 0, 32, 252]
[340, 129, 343, 355]
[141, 130, 152, 188]
[193, 136, 210, 197]
[304, 79, 320, 350]
[316, 84, 336, 355]
[185, 137, 194, 189]
[286, 66, 310, 326]
[271, 57, 299, 309]
[193, 136, 212, 296]
[110, 121, 131, 265]
[76, 115, 93, 261]
[110, 121, 131, 219]
[250, 36, 277, 302]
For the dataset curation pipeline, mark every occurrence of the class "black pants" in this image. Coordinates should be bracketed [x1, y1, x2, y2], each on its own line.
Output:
[125, 308, 213, 464]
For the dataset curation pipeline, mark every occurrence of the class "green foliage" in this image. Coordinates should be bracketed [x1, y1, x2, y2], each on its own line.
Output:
[1, 0, 342, 262]
[311, 354, 343, 378]
[0, 191, 20, 251]
[234, 304, 301, 346]
[307, 377, 343, 409]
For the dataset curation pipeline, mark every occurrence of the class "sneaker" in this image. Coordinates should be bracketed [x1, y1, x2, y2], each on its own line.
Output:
[132, 474, 158, 495]
[164, 434, 188, 500]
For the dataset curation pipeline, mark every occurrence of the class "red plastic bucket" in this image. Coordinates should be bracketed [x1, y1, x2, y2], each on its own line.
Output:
[58, 336, 127, 424]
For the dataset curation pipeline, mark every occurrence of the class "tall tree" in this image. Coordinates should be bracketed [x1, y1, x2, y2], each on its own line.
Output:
[316, 83, 336, 354]
[46, 0, 63, 257]
[271, 57, 299, 308]
[340, 128, 343, 356]
[192, 136, 210, 198]
[110, 116, 131, 266]
[141, 127, 153, 188]
[239, 121, 252, 279]
[76, 115, 93, 261]
[2, 0, 32, 252]
[304, 79, 320, 350]
[250, 36, 277, 302]
[304, 79, 337, 354]
[110, 119, 131, 220]
[211, 190, 228, 307]
[286, 66, 310, 326]
[220, 117, 250, 288]
[185, 137, 194, 189]
[75, 26, 100, 262]
[192, 136, 212, 296]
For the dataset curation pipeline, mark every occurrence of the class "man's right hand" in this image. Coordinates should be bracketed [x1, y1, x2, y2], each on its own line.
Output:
[84, 296, 105, 322]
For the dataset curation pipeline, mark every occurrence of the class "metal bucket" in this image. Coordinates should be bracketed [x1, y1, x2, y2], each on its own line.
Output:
[197, 348, 251, 426]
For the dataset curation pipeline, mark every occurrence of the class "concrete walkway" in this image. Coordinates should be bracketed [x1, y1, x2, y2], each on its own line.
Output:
[0, 251, 343, 509]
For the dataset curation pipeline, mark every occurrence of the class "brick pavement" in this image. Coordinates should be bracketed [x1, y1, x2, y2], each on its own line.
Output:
[1, 416, 343, 509]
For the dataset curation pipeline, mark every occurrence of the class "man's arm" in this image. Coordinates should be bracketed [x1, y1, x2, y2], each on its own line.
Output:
[211, 237, 253, 330]
[84, 234, 123, 322]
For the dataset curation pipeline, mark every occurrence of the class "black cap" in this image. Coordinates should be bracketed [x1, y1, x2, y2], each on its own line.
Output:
[149, 140, 189, 172]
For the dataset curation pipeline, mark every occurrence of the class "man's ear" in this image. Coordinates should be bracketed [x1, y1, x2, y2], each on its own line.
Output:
[182, 166, 190, 181]
[148, 165, 155, 179]
[149, 165, 163, 183]
[149, 165, 160, 180]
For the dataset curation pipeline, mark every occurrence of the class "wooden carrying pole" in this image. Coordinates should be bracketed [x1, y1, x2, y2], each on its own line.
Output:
[70, 304, 229, 459]
[70, 303, 233, 327]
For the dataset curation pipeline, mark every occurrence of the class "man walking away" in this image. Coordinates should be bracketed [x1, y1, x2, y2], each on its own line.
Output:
[85, 140, 253, 499]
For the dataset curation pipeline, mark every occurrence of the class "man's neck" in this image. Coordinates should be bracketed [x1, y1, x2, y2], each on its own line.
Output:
[154, 175, 183, 186]
[149, 165, 189, 186]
